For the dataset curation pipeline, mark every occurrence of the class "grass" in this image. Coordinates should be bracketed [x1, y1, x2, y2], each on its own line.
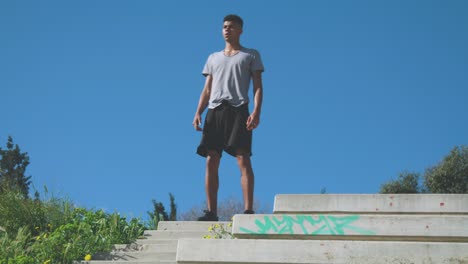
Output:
[0, 189, 146, 264]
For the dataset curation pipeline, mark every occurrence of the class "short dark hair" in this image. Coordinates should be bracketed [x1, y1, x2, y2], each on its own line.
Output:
[224, 14, 243, 28]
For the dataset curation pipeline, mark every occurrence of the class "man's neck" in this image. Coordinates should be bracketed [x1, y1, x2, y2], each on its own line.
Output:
[225, 42, 242, 51]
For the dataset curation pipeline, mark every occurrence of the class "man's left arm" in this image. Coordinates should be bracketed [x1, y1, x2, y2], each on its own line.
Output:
[247, 70, 263, 131]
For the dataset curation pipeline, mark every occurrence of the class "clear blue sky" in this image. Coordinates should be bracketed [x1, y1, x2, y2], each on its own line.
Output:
[2, 1, 467, 219]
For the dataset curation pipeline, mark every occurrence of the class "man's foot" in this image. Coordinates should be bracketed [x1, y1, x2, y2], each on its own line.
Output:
[197, 210, 219, 221]
[244, 209, 255, 214]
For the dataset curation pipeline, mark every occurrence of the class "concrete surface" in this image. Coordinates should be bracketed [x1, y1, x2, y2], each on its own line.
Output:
[232, 214, 468, 242]
[81, 261, 175, 264]
[176, 238, 468, 264]
[142, 230, 209, 240]
[80, 221, 215, 264]
[158, 221, 230, 231]
[274, 194, 468, 214]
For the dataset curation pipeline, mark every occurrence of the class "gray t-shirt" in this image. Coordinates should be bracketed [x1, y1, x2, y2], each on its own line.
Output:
[203, 47, 264, 109]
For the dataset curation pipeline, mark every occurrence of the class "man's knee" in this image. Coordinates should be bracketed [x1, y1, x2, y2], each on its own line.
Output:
[236, 153, 252, 169]
[206, 150, 221, 165]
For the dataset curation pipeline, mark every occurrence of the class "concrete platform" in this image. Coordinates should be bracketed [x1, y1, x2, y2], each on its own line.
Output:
[93, 251, 175, 261]
[274, 194, 468, 214]
[142, 230, 209, 240]
[176, 238, 468, 264]
[93, 243, 176, 261]
[157, 221, 230, 231]
[78, 222, 215, 264]
[232, 214, 468, 242]
[111, 243, 177, 252]
[82, 261, 175, 264]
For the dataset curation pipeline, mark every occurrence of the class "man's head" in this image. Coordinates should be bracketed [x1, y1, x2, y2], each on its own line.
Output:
[223, 14, 243, 43]
[223, 14, 243, 29]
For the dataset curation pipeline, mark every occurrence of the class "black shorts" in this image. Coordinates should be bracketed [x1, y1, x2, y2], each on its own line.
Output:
[197, 101, 252, 157]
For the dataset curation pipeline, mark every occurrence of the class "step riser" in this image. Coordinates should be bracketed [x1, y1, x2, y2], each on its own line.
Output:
[232, 214, 468, 242]
[157, 221, 230, 231]
[94, 251, 175, 261]
[82, 261, 175, 264]
[274, 194, 468, 214]
[112, 242, 177, 252]
[142, 231, 209, 240]
[176, 239, 468, 264]
[116, 244, 177, 252]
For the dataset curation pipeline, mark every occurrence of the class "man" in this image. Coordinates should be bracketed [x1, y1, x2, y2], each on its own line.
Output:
[192, 14, 264, 221]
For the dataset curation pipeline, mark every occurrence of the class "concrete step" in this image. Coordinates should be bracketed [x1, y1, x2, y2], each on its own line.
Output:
[92, 243, 176, 261]
[157, 221, 231, 231]
[81, 261, 175, 264]
[111, 243, 177, 252]
[176, 238, 468, 263]
[274, 194, 468, 214]
[124, 239, 178, 246]
[142, 230, 209, 240]
[232, 214, 468, 242]
[93, 251, 175, 261]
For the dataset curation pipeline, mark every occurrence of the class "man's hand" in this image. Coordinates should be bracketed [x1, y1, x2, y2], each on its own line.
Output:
[246, 111, 260, 131]
[193, 113, 203, 131]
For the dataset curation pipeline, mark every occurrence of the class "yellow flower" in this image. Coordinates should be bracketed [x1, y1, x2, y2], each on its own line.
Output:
[207, 226, 214, 231]
[203, 235, 212, 239]
[214, 224, 220, 229]
[44, 260, 51, 264]
[84, 254, 92, 261]
[228, 222, 233, 227]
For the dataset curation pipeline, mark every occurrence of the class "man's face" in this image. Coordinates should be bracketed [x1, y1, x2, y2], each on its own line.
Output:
[222, 21, 242, 42]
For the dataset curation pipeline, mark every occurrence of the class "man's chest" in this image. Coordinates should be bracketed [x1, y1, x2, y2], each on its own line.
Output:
[211, 54, 252, 74]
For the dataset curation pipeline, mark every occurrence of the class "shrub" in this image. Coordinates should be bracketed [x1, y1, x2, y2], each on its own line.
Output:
[0, 189, 145, 264]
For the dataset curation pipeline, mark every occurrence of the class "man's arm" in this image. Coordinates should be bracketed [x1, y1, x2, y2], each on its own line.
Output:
[246, 70, 263, 131]
[193, 74, 213, 131]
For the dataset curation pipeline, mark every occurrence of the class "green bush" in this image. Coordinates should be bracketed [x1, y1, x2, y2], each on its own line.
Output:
[0, 190, 145, 264]
[0, 191, 47, 237]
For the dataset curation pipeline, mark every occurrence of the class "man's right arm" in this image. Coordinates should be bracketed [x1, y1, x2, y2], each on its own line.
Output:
[192, 74, 213, 131]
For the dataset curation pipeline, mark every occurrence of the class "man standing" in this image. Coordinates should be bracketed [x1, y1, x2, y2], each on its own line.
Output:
[192, 14, 264, 221]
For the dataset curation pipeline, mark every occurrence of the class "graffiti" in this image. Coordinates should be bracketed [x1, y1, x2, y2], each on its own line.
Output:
[239, 215, 376, 236]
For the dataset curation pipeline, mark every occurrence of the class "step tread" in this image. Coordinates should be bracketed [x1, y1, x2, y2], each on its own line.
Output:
[176, 239, 468, 264]
[157, 221, 231, 231]
[274, 194, 468, 214]
[232, 214, 468, 242]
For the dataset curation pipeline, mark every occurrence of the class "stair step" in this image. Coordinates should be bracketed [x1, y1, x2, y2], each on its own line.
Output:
[93, 251, 175, 261]
[111, 242, 177, 252]
[274, 194, 468, 214]
[142, 230, 209, 240]
[232, 214, 468, 242]
[157, 221, 230, 231]
[113, 241, 178, 250]
[81, 261, 175, 264]
[176, 238, 468, 263]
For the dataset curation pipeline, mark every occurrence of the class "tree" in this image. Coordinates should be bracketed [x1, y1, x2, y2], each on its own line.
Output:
[147, 193, 177, 229]
[424, 146, 468, 193]
[168, 193, 177, 221]
[379, 145, 468, 194]
[0, 136, 32, 198]
[379, 172, 420, 194]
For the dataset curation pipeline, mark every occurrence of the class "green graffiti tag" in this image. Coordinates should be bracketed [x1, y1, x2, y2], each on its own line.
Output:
[239, 215, 376, 236]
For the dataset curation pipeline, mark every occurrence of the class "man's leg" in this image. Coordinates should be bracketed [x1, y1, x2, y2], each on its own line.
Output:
[236, 151, 254, 212]
[205, 150, 221, 215]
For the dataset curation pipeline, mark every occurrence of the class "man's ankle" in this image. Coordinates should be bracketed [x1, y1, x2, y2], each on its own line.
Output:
[198, 210, 219, 221]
